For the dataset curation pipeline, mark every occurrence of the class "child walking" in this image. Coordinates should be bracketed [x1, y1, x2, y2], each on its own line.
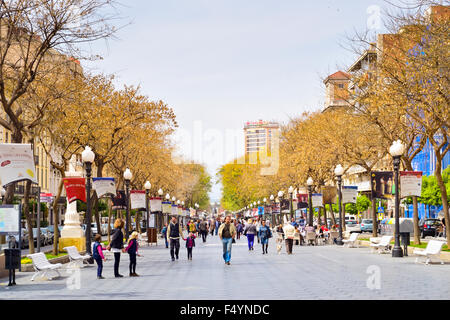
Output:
[124, 231, 141, 277]
[92, 234, 106, 279]
[185, 232, 196, 260]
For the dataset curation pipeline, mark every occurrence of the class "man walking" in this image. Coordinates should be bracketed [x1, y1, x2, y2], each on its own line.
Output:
[167, 217, 185, 261]
[200, 219, 208, 243]
[219, 216, 236, 265]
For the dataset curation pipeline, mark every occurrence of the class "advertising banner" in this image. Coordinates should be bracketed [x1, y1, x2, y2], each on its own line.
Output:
[342, 186, 358, 204]
[130, 190, 146, 209]
[93, 178, 116, 198]
[0, 205, 20, 235]
[171, 205, 178, 216]
[190, 208, 196, 217]
[40, 193, 54, 203]
[322, 186, 337, 204]
[312, 194, 323, 208]
[149, 214, 155, 228]
[371, 171, 394, 199]
[112, 191, 126, 210]
[296, 194, 309, 209]
[63, 177, 86, 203]
[400, 171, 423, 198]
[150, 197, 162, 212]
[0, 143, 38, 186]
[162, 201, 172, 214]
[272, 203, 280, 214]
[258, 206, 264, 216]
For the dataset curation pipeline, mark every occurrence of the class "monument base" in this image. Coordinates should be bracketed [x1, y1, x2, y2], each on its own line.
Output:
[59, 237, 86, 253]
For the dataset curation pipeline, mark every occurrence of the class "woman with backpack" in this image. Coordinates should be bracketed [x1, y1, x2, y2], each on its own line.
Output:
[258, 220, 272, 254]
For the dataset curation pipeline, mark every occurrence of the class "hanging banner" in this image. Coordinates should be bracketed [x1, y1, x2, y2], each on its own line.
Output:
[296, 194, 309, 209]
[0, 143, 38, 186]
[93, 178, 116, 198]
[130, 190, 146, 209]
[258, 206, 264, 216]
[311, 194, 323, 208]
[162, 201, 172, 214]
[252, 208, 258, 217]
[400, 171, 423, 198]
[178, 206, 183, 216]
[171, 205, 178, 216]
[272, 203, 280, 214]
[322, 186, 338, 204]
[371, 171, 394, 199]
[342, 186, 358, 204]
[112, 190, 126, 210]
[40, 193, 54, 204]
[265, 206, 272, 214]
[150, 197, 162, 212]
[190, 208, 196, 217]
[63, 177, 86, 203]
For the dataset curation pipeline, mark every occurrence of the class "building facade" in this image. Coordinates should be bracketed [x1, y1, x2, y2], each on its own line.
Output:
[244, 120, 280, 155]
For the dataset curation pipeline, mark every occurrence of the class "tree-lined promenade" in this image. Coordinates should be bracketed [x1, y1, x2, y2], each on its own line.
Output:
[218, 1, 449, 245]
[0, 0, 212, 255]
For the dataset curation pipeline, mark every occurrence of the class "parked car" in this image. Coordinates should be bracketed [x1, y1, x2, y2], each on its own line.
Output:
[360, 219, 374, 233]
[419, 218, 442, 238]
[345, 215, 357, 222]
[345, 220, 361, 234]
[32, 228, 46, 246]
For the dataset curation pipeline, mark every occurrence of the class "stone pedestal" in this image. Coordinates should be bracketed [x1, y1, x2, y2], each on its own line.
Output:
[59, 164, 86, 253]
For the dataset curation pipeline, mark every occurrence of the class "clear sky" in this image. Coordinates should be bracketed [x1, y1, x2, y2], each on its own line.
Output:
[83, 0, 392, 202]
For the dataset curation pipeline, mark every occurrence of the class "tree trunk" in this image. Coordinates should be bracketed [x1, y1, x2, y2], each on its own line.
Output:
[107, 200, 112, 243]
[434, 156, 449, 245]
[323, 205, 328, 228]
[372, 197, 378, 237]
[23, 181, 35, 254]
[136, 211, 141, 233]
[329, 204, 336, 226]
[52, 179, 64, 255]
[92, 193, 101, 237]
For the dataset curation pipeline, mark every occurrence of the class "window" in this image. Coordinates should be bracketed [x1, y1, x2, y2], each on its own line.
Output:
[338, 84, 344, 89]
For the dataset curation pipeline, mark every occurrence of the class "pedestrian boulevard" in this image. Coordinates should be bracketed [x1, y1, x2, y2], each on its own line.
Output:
[2, 234, 450, 300]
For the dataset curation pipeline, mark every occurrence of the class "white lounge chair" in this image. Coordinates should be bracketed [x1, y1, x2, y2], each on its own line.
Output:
[27, 252, 63, 281]
[305, 232, 317, 246]
[370, 235, 393, 254]
[342, 232, 359, 248]
[414, 240, 446, 265]
[64, 246, 91, 268]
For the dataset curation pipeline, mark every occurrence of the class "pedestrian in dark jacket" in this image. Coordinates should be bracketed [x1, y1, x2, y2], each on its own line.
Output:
[107, 219, 125, 278]
[93, 234, 106, 279]
[185, 232, 196, 260]
[258, 220, 272, 254]
[162, 224, 169, 248]
[125, 231, 141, 277]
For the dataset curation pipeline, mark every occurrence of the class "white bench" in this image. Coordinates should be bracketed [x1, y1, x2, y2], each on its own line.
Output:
[27, 252, 63, 281]
[414, 240, 446, 265]
[64, 246, 91, 268]
[370, 235, 393, 254]
[342, 232, 359, 248]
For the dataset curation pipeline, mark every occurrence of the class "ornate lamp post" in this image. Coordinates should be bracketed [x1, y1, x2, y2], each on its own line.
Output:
[123, 168, 133, 241]
[334, 165, 344, 246]
[390, 140, 405, 258]
[288, 186, 294, 221]
[82, 146, 95, 254]
[270, 195, 275, 226]
[157, 188, 164, 227]
[307, 178, 314, 226]
[278, 190, 284, 223]
[144, 181, 151, 231]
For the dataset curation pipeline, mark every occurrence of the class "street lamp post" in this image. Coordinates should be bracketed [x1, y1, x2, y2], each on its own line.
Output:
[278, 191, 284, 224]
[288, 186, 294, 221]
[165, 193, 170, 226]
[307, 178, 314, 227]
[270, 195, 275, 226]
[82, 146, 95, 254]
[390, 140, 405, 258]
[144, 181, 151, 232]
[123, 168, 133, 241]
[334, 165, 344, 246]
[158, 188, 164, 228]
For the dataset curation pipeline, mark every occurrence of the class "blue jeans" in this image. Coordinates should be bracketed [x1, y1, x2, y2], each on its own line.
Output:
[222, 238, 233, 263]
[247, 234, 255, 249]
[94, 257, 103, 277]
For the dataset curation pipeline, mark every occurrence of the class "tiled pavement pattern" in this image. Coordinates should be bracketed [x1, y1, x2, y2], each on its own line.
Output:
[1, 234, 450, 300]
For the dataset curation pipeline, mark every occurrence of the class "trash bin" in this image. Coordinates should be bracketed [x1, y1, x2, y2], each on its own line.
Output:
[399, 232, 410, 256]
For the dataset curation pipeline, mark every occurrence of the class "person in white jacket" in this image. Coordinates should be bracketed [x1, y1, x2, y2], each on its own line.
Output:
[283, 223, 295, 254]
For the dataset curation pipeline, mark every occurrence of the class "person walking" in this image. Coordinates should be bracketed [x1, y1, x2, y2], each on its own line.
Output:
[200, 219, 208, 243]
[243, 219, 257, 251]
[167, 217, 185, 261]
[107, 219, 125, 278]
[185, 232, 196, 260]
[219, 216, 236, 265]
[236, 220, 243, 240]
[162, 223, 169, 248]
[93, 234, 106, 279]
[215, 219, 220, 236]
[258, 220, 272, 254]
[124, 231, 141, 277]
[283, 223, 295, 255]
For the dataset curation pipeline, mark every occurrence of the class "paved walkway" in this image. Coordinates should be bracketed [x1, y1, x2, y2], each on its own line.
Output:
[1, 234, 450, 300]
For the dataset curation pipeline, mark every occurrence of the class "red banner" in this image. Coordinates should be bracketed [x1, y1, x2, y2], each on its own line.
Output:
[63, 178, 86, 203]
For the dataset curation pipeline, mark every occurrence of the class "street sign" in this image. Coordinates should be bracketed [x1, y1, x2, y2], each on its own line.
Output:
[378, 207, 384, 214]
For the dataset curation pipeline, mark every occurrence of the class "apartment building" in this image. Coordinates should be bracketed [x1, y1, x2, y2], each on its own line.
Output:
[244, 120, 280, 155]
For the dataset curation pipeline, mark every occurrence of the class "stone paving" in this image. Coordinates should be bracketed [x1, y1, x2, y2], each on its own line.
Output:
[1, 233, 450, 300]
